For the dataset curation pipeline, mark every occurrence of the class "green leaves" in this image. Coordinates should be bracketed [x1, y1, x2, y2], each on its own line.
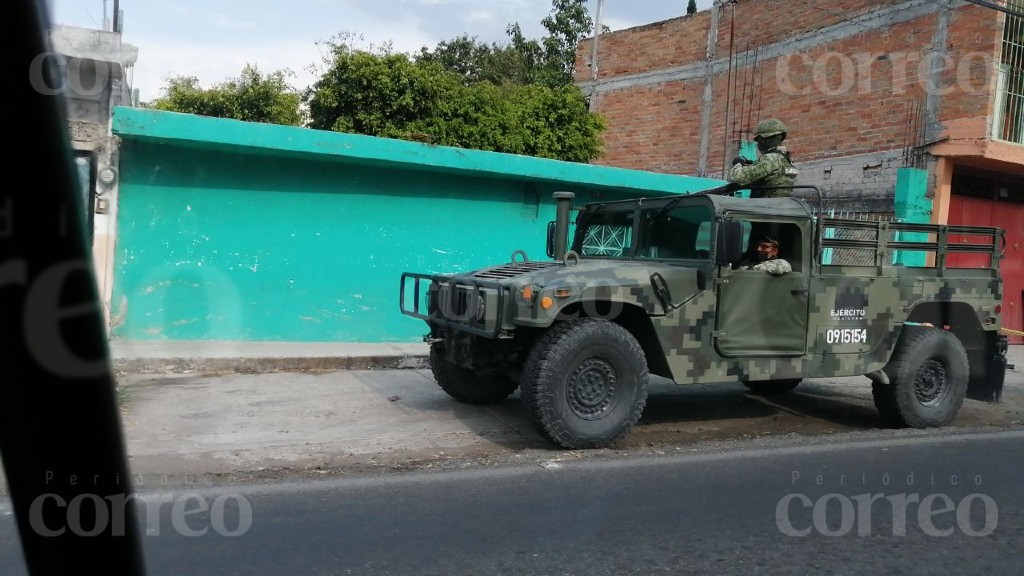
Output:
[149, 64, 302, 126]
[416, 0, 595, 88]
[147, 1, 606, 163]
[304, 40, 605, 163]
[302, 0, 606, 162]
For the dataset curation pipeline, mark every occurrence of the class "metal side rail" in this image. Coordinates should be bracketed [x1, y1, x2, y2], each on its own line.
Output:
[817, 218, 1006, 270]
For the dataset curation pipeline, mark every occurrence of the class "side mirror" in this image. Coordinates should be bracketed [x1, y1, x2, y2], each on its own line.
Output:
[716, 218, 743, 266]
[546, 221, 556, 259]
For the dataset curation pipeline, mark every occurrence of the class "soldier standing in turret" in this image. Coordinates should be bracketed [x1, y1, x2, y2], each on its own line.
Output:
[728, 118, 799, 198]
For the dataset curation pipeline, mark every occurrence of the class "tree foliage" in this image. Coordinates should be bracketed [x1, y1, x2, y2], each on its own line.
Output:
[149, 64, 302, 126]
[536, 0, 596, 85]
[416, 35, 537, 86]
[417, 0, 597, 88]
[304, 39, 605, 162]
[687, 0, 698, 16]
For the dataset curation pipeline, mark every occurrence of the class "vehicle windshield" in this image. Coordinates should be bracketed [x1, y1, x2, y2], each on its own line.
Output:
[572, 209, 636, 258]
[571, 201, 715, 260]
[636, 203, 714, 260]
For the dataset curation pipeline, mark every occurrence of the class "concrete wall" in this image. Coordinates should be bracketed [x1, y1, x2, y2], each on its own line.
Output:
[576, 0, 1006, 211]
[49, 24, 137, 334]
[110, 107, 724, 343]
[797, 150, 919, 213]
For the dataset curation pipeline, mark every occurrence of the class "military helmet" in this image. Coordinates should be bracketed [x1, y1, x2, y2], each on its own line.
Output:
[754, 118, 787, 140]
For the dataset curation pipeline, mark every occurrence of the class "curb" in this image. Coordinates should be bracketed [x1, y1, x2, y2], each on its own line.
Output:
[112, 354, 429, 375]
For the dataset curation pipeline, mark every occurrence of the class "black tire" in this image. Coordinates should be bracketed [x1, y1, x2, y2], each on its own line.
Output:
[520, 318, 649, 449]
[429, 344, 518, 405]
[873, 327, 968, 428]
[743, 379, 802, 396]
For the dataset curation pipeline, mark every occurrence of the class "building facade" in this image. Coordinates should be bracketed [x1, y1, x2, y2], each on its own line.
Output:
[577, 0, 1024, 341]
[49, 24, 138, 329]
[107, 108, 723, 343]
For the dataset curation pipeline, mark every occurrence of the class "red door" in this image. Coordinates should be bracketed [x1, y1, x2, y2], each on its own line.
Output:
[948, 195, 1024, 344]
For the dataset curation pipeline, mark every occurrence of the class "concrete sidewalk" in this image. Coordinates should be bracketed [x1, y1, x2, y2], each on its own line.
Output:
[118, 368, 543, 483]
[107, 345, 1024, 487]
[110, 340, 430, 374]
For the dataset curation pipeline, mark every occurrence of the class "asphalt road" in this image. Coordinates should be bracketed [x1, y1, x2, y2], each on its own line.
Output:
[3, 429, 1023, 575]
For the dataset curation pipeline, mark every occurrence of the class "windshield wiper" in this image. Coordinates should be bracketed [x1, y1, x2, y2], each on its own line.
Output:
[645, 196, 686, 224]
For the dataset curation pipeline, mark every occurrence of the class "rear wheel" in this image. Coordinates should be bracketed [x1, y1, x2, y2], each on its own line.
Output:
[743, 379, 801, 396]
[520, 318, 649, 449]
[429, 344, 518, 405]
[873, 327, 968, 428]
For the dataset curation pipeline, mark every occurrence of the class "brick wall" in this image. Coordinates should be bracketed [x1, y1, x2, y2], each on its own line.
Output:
[593, 80, 705, 174]
[939, 3, 1002, 123]
[576, 13, 712, 79]
[578, 0, 1003, 209]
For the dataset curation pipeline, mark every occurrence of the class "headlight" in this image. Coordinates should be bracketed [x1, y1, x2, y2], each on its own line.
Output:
[475, 294, 486, 322]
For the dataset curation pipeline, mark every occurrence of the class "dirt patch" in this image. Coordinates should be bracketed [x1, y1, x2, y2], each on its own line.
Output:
[124, 373, 1023, 490]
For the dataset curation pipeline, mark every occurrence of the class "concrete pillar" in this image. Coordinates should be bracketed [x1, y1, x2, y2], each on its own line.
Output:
[926, 157, 955, 267]
[932, 156, 954, 226]
[91, 185, 119, 337]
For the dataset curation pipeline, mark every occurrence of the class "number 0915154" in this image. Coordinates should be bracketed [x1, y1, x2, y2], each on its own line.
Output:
[825, 328, 868, 345]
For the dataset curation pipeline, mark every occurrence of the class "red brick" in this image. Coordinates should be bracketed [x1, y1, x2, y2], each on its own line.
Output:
[581, 0, 1002, 173]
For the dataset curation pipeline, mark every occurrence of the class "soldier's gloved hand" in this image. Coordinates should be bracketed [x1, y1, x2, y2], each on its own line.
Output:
[732, 156, 753, 166]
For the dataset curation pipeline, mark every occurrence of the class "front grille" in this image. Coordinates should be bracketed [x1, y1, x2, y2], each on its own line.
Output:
[438, 285, 470, 317]
[473, 261, 556, 279]
[437, 285, 485, 323]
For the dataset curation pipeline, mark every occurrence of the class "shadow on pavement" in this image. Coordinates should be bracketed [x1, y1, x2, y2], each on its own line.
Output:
[412, 374, 892, 453]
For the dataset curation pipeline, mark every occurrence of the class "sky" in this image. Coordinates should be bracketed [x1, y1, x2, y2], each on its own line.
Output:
[48, 0, 716, 103]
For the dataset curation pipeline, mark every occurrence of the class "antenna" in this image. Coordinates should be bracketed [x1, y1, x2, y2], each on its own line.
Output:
[738, 41, 752, 144]
[746, 44, 761, 134]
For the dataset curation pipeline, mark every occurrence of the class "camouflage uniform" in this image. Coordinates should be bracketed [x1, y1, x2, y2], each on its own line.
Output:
[729, 118, 799, 198]
[735, 257, 792, 276]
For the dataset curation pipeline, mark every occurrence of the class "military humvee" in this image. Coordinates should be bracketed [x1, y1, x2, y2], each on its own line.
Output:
[400, 188, 1008, 449]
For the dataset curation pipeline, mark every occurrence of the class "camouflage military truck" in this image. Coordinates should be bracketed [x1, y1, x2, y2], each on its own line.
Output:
[399, 189, 1009, 449]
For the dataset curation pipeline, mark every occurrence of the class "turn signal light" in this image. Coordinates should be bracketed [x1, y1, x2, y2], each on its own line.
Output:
[995, 304, 1002, 314]
[521, 286, 534, 300]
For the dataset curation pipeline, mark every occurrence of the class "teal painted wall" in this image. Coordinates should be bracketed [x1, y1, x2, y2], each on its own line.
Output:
[894, 167, 931, 267]
[111, 108, 724, 342]
[734, 140, 758, 199]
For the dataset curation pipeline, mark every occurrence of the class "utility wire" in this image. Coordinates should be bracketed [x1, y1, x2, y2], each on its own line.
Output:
[78, 0, 100, 28]
[954, 0, 1024, 19]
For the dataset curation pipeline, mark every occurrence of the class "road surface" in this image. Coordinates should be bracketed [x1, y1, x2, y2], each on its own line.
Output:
[2, 429, 1022, 575]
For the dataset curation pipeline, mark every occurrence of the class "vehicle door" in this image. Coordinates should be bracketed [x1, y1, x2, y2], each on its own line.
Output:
[714, 218, 811, 357]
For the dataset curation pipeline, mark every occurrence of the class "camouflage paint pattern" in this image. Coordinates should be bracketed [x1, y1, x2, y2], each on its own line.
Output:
[734, 257, 792, 275]
[402, 196, 1003, 386]
[728, 146, 799, 194]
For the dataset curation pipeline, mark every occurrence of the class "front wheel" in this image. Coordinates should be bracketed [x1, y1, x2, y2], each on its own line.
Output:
[873, 327, 968, 428]
[520, 319, 649, 449]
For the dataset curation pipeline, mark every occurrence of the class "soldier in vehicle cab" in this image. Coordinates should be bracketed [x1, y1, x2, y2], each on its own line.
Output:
[734, 234, 791, 276]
